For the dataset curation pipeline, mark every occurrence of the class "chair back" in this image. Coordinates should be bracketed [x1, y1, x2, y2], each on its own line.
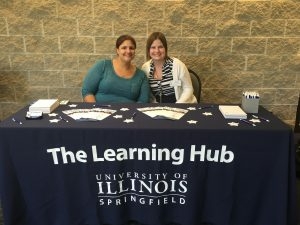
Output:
[295, 95, 300, 132]
[295, 95, 300, 178]
[188, 69, 201, 103]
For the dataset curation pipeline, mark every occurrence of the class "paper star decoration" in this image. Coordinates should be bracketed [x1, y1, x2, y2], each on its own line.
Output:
[120, 108, 129, 111]
[113, 115, 123, 119]
[49, 119, 60, 123]
[202, 112, 212, 116]
[228, 122, 239, 127]
[48, 113, 58, 117]
[187, 120, 197, 124]
[187, 107, 196, 110]
[123, 118, 134, 123]
[249, 119, 260, 123]
[69, 104, 77, 108]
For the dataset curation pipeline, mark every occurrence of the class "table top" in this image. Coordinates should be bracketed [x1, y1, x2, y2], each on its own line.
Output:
[0, 102, 291, 132]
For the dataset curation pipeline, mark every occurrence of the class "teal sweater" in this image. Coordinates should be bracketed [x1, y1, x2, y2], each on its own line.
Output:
[82, 60, 150, 103]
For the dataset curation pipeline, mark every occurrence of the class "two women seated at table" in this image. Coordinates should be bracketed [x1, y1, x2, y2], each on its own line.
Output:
[82, 32, 196, 104]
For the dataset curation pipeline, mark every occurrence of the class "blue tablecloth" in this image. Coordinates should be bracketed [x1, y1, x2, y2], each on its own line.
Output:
[0, 103, 297, 225]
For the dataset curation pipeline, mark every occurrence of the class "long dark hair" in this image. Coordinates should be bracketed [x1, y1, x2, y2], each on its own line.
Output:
[116, 35, 136, 49]
[146, 32, 168, 60]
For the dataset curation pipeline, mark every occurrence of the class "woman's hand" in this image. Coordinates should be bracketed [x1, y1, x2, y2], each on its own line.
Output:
[83, 94, 96, 103]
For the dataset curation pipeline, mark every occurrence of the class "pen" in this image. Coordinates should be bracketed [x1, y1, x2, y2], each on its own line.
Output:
[12, 117, 23, 125]
[240, 119, 256, 127]
[199, 105, 215, 110]
[131, 112, 137, 120]
[59, 116, 69, 123]
[93, 104, 111, 107]
[252, 115, 270, 122]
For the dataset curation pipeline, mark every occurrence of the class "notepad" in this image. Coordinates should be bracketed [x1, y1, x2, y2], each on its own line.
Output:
[219, 105, 247, 119]
[29, 99, 60, 113]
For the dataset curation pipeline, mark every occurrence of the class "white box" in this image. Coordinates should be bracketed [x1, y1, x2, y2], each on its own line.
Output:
[241, 96, 259, 113]
[29, 99, 59, 113]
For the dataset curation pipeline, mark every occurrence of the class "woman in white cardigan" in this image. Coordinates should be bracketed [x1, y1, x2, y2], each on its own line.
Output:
[141, 32, 197, 103]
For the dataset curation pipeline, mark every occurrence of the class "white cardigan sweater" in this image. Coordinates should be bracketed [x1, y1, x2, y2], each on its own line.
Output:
[142, 57, 197, 103]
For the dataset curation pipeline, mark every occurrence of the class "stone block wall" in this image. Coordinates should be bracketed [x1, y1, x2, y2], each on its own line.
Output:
[0, 0, 299, 127]
[0, 0, 300, 223]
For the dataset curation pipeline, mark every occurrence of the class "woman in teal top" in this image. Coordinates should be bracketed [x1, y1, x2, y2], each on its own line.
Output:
[82, 35, 150, 103]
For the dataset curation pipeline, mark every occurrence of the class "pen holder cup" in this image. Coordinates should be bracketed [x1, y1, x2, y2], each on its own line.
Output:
[241, 96, 259, 113]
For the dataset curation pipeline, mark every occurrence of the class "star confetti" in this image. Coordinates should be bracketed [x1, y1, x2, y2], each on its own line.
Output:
[249, 119, 260, 123]
[228, 122, 239, 127]
[49, 119, 60, 123]
[202, 112, 212, 116]
[113, 115, 123, 119]
[123, 118, 134, 123]
[187, 120, 198, 124]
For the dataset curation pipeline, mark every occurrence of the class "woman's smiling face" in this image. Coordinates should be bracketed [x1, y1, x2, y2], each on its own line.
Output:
[149, 39, 166, 62]
[116, 40, 136, 62]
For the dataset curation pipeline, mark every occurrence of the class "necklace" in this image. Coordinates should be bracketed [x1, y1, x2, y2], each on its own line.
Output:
[153, 65, 163, 80]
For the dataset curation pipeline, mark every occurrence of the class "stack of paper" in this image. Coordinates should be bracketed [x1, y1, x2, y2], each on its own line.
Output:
[29, 99, 59, 113]
[219, 105, 247, 119]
